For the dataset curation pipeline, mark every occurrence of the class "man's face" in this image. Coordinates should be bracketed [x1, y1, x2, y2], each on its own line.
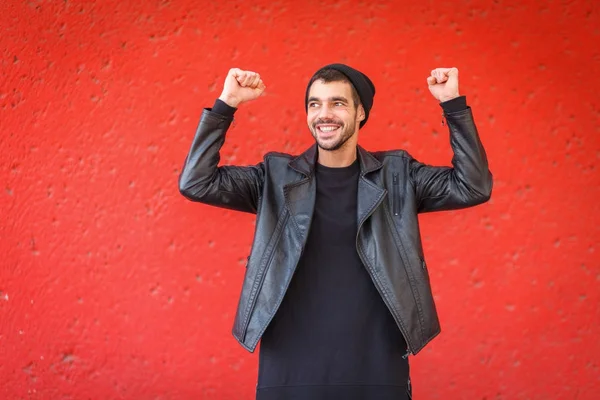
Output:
[306, 80, 364, 152]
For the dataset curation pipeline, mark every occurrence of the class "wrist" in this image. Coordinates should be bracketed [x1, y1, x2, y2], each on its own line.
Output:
[218, 93, 241, 108]
[439, 93, 460, 103]
[212, 98, 237, 118]
[439, 95, 467, 114]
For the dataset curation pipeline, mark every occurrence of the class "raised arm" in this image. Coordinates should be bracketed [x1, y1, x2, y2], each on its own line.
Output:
[411, 68, 493, 213]
[178, 69, 267, 214]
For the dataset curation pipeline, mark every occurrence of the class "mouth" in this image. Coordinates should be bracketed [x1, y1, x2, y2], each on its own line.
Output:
[315, 124, 341, 138]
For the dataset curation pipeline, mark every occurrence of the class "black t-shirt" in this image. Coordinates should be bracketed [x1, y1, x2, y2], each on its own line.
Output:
[257, 159, 410, 400]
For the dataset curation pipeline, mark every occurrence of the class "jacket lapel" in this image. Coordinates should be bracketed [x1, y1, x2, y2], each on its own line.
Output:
[285, 144, 386, 238]
[285, 145, 318, 242]
[356, 147, 386, 226]
[284, 177, 316, 240]
[357, 177, 387, 227]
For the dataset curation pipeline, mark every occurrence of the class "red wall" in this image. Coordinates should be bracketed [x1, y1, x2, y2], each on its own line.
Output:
[1, 0, 598, 398]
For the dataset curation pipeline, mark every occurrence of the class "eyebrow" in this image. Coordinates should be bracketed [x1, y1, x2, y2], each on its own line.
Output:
[307, 96, 349, 103]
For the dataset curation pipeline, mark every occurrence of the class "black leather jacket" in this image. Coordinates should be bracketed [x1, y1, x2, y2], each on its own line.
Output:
[179, 105, 492, 355]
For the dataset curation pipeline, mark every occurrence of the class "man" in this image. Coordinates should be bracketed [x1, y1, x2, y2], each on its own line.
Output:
[179, 64, 492, 399]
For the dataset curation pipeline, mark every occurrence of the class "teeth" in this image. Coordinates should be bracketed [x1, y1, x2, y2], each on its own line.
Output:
[319, 126, 338, 132]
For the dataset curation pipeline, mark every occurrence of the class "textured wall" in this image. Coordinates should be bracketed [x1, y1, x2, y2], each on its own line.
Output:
[1, 0, 599, 398]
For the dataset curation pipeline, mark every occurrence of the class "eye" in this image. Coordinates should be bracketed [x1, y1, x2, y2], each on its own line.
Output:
[308, 102, 319, 108]
[335, 102, 344, 107]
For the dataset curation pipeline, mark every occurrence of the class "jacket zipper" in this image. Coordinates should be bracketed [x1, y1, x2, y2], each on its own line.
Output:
[242, 211, 290, 338]
[386, 216, 426, 356]
[392, 173, 399, 216]
[248, 215, 314, 350]
[356, 196, 414, 356]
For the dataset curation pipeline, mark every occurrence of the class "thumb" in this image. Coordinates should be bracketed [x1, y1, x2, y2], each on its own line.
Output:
[447, 67, 459, 78]
[227, 68, 243, 82]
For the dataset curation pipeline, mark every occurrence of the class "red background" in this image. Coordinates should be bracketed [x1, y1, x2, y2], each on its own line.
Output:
[1, 0, 599, 398]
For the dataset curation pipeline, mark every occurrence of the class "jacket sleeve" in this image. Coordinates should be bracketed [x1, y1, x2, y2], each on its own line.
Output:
[178, 109, 264, 214]
[410, 100, 493, 213]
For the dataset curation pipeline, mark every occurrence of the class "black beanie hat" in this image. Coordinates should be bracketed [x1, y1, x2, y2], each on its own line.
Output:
[305, 63, 376, 128]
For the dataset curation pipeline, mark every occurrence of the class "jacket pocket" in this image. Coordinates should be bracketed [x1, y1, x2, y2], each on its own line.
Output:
[392, 173, 400, 216]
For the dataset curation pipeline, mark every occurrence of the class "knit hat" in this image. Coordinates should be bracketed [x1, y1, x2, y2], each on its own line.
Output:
[305, 63, 376, 128]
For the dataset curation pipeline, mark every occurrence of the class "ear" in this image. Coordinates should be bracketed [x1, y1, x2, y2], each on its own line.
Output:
[357, 104, 366, 122]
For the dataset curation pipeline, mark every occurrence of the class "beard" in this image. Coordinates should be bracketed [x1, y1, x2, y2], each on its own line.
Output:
[310, 117, 357, 151]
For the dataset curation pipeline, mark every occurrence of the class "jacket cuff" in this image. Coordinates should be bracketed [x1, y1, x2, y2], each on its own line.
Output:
[211, 98, 237, 118]
[439, 95, 468, 114]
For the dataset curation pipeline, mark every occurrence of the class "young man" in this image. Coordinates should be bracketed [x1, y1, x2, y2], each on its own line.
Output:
[179, 64, 493, 399]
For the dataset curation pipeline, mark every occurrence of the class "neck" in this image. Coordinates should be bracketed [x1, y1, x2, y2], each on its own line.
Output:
[317, 143, 358, 168]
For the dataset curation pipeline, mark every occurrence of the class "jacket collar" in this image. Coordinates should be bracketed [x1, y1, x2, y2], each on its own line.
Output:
[288, 144, 383, 177]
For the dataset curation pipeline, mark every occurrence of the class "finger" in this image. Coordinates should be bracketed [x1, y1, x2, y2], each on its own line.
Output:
[243, 72, 257, 87]
[434, 69, 448, 83]
[258, 79, 267, 94]
[438, 67, 459, 79]
[236, 71, 247, 85]
[231, 69, 247, 86]
[426, 76, 437, 85]
[249, 73, 261, 88]
[230, 68, 243, 78]
[435, 68, 453, 76]
[238, 72, 251, 87]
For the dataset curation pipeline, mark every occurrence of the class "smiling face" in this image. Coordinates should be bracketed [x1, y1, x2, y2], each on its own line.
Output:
[306, 80, 365, 152]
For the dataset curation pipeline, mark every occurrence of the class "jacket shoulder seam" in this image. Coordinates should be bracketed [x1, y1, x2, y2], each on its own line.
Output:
[263, 151, 295, 160]
[378, 150, 413, 160]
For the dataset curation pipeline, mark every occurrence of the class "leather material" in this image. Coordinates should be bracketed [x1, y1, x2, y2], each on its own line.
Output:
[179, 107, 492, 355]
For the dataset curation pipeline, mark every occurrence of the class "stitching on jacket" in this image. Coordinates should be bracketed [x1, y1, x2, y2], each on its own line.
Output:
[356, 239, 415, 353]
[249, 212, 303, 350]
[354, 178, 417, 351]
[384, 205, 427, 341]
[362, 174, 419, 351]
[283, 178, 311, 239]
[241, 208, 289, 336]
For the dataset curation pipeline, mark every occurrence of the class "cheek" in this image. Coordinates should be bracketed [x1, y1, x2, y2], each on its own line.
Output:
[339, 111, 353, 123]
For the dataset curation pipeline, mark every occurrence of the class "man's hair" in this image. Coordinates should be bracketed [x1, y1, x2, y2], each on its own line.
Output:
[306, 69, 361, 109]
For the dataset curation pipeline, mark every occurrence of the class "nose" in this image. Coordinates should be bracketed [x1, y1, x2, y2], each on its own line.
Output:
[317, 103, 334, 119]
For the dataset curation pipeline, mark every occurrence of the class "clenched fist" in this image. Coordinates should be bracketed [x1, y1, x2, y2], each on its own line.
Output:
[427, 68, 460, 103]
[219, 68, 266, 108]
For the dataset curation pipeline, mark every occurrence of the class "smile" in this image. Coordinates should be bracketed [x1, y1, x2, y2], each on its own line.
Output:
[316, 124, 341, 134]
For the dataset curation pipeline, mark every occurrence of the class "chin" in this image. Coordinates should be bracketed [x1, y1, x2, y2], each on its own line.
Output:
[316, 139, 344, 151]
